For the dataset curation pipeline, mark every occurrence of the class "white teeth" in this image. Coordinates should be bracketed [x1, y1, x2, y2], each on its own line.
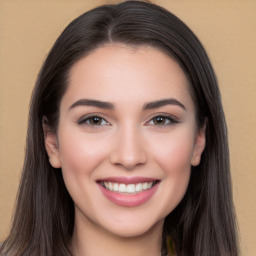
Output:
[126, 184, 136, 193]
[104, 182, 109, 189]
[113, 183, 119, 191]
[119, 184, 126, 192]
[135, 183, 142, 192]
[102, 181, 155, 194]
[142, 182, 148, 190]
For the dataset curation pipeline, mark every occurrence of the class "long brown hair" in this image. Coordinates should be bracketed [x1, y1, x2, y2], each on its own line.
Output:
[1, 1, 239, 255]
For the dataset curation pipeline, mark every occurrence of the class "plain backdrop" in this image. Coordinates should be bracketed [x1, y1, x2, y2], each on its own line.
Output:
[0, 1, 255, 255]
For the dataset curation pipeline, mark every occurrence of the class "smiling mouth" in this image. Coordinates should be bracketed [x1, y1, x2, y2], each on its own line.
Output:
[97, 177, 160, 207]
[98, 180, 159, 194]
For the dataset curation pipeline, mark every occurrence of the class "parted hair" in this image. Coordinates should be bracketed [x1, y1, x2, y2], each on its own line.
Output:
[0, 1, 239, 256]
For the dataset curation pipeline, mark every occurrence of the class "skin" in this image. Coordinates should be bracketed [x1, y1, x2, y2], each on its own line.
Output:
[44, 44, 205, 256]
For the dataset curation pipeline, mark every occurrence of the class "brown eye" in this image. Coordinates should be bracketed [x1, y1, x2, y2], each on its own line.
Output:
[152, 116, 167, 125]
[88, 116, 103, 125]
[147, 115, 179, 126]
[78, 115, 109, 126]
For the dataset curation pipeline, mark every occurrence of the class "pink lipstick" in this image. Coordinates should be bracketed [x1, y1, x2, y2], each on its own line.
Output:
[97, 176, 160, 207]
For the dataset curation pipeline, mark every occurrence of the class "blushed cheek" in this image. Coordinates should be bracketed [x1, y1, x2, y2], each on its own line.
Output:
[58, 130, 110, 178]
[158, 145, 191, 201]
[57, 134, 110, 205]
[153, 138, 193, 213]
[150, 133, 194, 175]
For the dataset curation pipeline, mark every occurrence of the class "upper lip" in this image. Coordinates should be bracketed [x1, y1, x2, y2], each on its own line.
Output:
[97, 176, 159, 184]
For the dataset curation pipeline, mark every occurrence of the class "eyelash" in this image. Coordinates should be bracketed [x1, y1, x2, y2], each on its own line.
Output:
[146, 114, 179, 126]
[78, 114, 110, 126]
[77, 113, 179, 127]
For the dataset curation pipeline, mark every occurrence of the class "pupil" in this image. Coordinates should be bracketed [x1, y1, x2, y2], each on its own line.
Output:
[91, 117, 101, 125]
[155, 116, 165, 125]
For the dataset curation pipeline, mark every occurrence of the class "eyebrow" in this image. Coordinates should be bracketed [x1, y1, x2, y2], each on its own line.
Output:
[69, 99, 114, 110]
[68, 98, 186, 111]
[143, 98, 186, 111]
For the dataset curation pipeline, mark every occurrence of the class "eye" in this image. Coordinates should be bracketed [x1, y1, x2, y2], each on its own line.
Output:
[147, 115, 178, 126]
[78, 115, 109, 126]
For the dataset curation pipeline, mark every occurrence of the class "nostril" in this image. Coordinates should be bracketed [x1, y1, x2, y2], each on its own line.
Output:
[111, 156, 146, 170]
[109, 130, 147, 169]
[109, 149, 147, 169]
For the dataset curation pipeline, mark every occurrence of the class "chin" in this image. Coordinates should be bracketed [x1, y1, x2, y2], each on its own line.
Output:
[98, 213, 165, 239]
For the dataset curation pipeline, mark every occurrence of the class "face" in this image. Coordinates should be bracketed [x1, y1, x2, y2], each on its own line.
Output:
[44, 44, 205, 238]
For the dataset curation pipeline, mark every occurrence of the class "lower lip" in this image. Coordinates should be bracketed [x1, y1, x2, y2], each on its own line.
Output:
[98, 183, 159, 207]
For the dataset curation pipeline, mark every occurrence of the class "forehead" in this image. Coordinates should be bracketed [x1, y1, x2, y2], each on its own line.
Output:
[61, 44, 194, 112]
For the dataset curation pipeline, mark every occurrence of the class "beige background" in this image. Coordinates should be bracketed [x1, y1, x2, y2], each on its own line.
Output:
[0, 0, 255, 255]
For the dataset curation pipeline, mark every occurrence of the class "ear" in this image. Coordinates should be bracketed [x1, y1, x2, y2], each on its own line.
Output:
[42, 116, 61, 168]
[191, 122, 206, 166]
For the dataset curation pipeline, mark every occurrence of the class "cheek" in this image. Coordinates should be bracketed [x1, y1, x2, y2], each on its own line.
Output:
[57, 126, 111, 192]
[149, 129, 194, 173]
[148, 130, 194, 212]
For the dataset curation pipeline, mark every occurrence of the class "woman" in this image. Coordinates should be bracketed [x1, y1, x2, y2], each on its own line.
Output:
[0, 1, 239, 256]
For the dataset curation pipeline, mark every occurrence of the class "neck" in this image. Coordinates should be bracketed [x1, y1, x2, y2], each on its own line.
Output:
[70, 212, 164, 256]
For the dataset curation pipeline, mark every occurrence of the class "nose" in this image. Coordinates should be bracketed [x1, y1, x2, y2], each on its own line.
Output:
[109, 126, 147, 170]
